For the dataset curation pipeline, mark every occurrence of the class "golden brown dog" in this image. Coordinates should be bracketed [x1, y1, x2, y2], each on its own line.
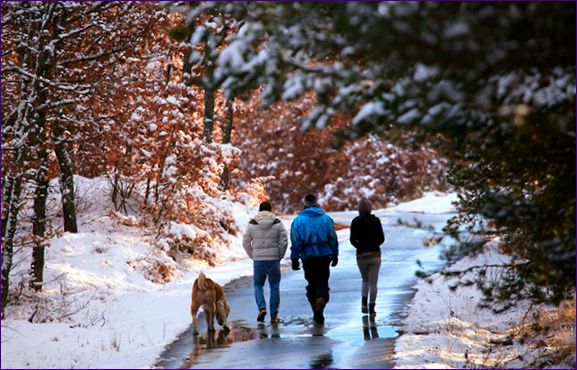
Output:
[191, 272, 230, 335]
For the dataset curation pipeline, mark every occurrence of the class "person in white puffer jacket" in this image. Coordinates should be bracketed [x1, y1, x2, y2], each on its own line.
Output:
[243, 201, 288, 323]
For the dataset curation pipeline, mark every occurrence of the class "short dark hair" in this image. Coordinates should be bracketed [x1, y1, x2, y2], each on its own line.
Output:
[358, 198, 372, 214]
[305, 193, 316, 203]
[259, 201, 272, 212]
[303, 193, 319, 208]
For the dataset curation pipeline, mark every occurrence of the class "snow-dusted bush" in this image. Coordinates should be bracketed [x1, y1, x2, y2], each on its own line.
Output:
[234, 93, 447, 213]
[319, 134, 447, 210]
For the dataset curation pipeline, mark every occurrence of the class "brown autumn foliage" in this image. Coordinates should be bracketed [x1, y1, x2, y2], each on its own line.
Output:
[233, 92, 447, 213]
[233, 92, 349, 212]
[1, 3, 176, 294]
[80, 10, 242, 257]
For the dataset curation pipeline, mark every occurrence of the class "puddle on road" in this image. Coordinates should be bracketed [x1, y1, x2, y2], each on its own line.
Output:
[154, 319, 256, 369]
[326, 316, 399, 345]
[182, 321, 257, 368]
[309, 351, 334, 369]
[281, 314, 399, 343]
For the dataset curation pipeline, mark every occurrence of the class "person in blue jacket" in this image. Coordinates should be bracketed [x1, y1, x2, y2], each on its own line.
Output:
[290, 193, 339, 325]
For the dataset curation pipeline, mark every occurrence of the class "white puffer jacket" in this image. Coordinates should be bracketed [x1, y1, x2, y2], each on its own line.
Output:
[243, 211, 288, 261]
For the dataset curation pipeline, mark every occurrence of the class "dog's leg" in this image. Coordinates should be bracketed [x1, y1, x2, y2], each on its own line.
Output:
[191, 301, 200, 336]
[206, 304, 216, 332]
[206, 331, 216, 348]
[216, 300, 231, 332]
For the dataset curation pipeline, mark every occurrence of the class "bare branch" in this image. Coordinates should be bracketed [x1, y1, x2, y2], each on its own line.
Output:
[36, 98, 86, 111]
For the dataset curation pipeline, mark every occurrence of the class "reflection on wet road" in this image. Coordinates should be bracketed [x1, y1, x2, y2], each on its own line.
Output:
[154, 210, 454, 369]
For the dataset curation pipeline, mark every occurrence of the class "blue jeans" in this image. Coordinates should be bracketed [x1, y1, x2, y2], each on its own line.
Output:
[253, 260, 281, 317]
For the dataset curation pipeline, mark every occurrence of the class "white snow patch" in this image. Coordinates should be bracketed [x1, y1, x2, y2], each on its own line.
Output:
[414, 63, 440, 82]
[352, 101, 385, 125]
[388, 191, 458, 214]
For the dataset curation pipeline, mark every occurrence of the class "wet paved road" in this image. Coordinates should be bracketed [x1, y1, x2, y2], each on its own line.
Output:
[155, 209, 454, 369]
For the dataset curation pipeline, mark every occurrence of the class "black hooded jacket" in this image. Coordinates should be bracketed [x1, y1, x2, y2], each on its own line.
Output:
[350, 213, 385, 255]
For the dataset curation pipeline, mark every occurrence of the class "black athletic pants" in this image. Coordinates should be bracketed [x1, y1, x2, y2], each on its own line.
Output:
[302, 255, 331, 307]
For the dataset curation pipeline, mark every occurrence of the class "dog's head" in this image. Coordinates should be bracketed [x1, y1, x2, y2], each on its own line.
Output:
[216, 299, 230, 326]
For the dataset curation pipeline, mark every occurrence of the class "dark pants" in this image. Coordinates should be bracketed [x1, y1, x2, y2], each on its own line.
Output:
[302, 255, 331, 307]
[357, 252, 381, 304]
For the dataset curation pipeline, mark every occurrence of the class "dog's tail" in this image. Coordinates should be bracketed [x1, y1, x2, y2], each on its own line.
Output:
[197, 272, 207, 290]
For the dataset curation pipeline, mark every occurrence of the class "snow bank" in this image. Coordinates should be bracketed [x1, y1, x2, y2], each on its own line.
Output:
[388, 191, 458, 214]
[394, 242, 536, 368]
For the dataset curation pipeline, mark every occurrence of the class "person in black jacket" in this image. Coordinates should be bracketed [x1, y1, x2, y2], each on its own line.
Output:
[349, 198, 385, 315]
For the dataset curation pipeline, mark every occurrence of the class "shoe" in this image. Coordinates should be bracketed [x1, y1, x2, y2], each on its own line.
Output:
[270, 316, 281, 324]
[313, 309, 325, 325]
[257, 309, 267, 322]
[362, 296, 368, 314]
[369, 303, 376, 316]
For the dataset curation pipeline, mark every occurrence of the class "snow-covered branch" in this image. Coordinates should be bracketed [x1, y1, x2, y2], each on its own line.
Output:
[5, 62, 92, 93]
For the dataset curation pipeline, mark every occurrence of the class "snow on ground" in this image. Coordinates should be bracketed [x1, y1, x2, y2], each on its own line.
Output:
[394, 243, 516, 368]
[386, 191, 458, 214]
[393, 241, 565, 369]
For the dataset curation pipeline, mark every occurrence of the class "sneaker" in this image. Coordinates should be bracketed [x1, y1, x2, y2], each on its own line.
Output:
[257, 309, 267, 322]
[369, 303, 376, 316]
[270, 316, 281, 324]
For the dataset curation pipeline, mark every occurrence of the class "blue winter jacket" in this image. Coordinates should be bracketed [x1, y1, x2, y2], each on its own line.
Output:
[290, 207, 339, 260]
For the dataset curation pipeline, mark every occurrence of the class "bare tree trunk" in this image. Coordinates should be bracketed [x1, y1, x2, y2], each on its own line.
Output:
[2, 174, 14, 239]
[30, 142, 49, 292]
[112, 171, 120, 211]
[203, 87, 215, 143]
[144, 178, 151, 210]
[53, 123, 78, 233]
[2, 166, 24, 315]
[29, 6, 57, 291]
[222, 99, 234, 145]
[154, 179, 160, 206]
[219, 99, 234, 191]
[28, 153, 48, 290]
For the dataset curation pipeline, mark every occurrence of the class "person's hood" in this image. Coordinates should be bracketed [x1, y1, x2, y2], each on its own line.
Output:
[251, 211, 279, 229]
[300, 207, 326, 218]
